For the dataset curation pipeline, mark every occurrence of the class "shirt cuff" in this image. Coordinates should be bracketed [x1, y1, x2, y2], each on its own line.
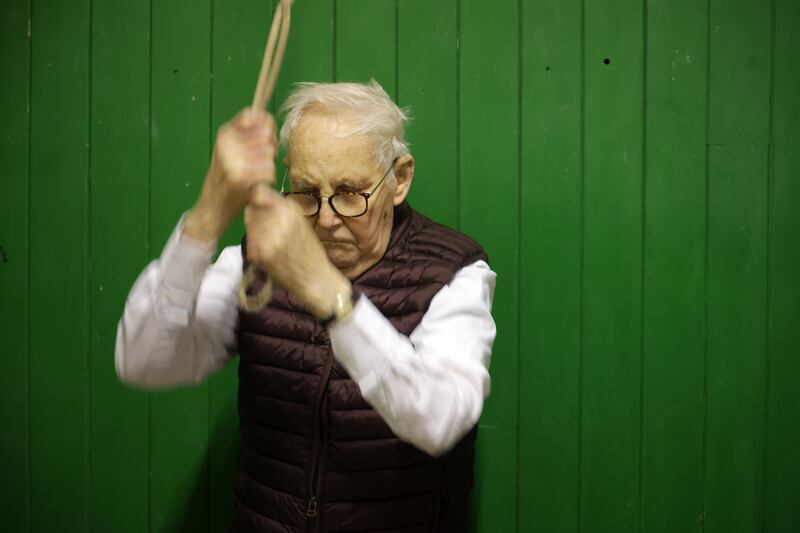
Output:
[329, 295, 404, 386]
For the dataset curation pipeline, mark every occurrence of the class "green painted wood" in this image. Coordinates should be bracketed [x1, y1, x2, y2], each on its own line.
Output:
[275, 0, 334, 100]
[704, 1, 771, 531]
[88, 0, 151, 530]
[519, 0, 582, 531]
[275, 0, 334, 179]
[459, 0, 519, 529]
[640, 1, 707, 532]
[28, 0, 90, 530]
[0, 1, 30, 530]
[764, 2, 800, 531]
[707, 0, 771, 147]
[149, 0, 213, 531]
[214, 0, 275, 251]
[4, 3, 800, 533]
[335, 0, 396, 95]
[581, 0, 643, 530]
[705, 144, 768, 533]
[470, 426, 517, 533]
[398, 0, 458, 228]
[459, 0, 519, 430]
[208, 1, 275, 529]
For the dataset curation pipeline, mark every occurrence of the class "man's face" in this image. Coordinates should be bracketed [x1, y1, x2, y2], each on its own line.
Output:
[285, 110, 400, 280]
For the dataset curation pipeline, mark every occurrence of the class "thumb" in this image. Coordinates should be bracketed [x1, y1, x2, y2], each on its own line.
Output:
[240, 106, 259, 128]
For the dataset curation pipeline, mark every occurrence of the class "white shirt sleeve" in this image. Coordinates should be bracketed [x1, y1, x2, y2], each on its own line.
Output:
[329, 262, 496, 457]
[115, 216, 497, 458]
[114, 216, 242, 388]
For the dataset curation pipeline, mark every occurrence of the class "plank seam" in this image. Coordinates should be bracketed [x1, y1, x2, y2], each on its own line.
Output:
[577, 0, 586, 530]
[760, 0, 777, 530]
[455, 0, 461, 231]
[637, 1, 648, 532]
[26, 0, 33, 529]
[146, 0, 154, 528]
[699, 0, 712, 529]
[207, 0, 215, 528]
[332, 0, 337, 82]
[85, 0, 94, 529]
[515, 0, 523, 531]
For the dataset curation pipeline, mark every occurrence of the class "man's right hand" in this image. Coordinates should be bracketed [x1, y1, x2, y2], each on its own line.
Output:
[184, 107, 277, 243]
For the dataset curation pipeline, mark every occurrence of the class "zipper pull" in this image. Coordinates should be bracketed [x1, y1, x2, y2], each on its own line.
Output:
[306, 496, 318, 517]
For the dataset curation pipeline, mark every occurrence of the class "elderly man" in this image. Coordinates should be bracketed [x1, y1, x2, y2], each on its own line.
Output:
[116, 80, 496, 532]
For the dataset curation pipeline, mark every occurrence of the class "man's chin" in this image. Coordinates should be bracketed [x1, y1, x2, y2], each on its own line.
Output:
[325, 248, 356, 269]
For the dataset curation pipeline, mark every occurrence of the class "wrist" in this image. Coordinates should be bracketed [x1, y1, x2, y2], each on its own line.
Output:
[306, 271, 353, 320]
[183, 199, 233, 243]
[320, 290, 360, 327]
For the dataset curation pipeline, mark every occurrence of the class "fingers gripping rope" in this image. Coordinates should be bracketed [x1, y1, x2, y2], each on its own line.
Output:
[237, 0, 294, 312]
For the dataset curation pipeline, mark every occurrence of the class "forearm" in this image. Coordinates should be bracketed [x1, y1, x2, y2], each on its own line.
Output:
[330, 285, 494, 457]
[184, 155, 240, 243]
[115, 264, 205, 388]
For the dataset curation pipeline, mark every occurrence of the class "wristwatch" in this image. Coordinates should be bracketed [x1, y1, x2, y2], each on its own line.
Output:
[319, 289, 361, 327]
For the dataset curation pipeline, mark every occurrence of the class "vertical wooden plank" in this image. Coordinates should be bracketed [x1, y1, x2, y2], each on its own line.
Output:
[707, 5, 770, 147]
[764, 1, 800, 531]
[28, 0, 90, 530]
[460, 0, 519, 530]
[470, 426, 517, 533]
[0, 1, 31, 530]
[275, 0, 334, 98]
[640, 0, 707, 532]
[208, 0, 273, 529]
[89, 0, 150, 530]
[398, 0, 458, 227]
[704, 0, 771, 531]
[460, 0, 519, 436]
[581, 0, 643, 531]
[519, 0, 582, 531]
[213, 0, 274, 248]
[149, 0, 212, 531]
[335, 0, 396, 95]
[275, 0, 334, 176]
[706, 143, 768, 533]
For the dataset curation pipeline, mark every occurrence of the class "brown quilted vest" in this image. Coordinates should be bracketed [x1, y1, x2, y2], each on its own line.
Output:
[232, 202, 488, 532]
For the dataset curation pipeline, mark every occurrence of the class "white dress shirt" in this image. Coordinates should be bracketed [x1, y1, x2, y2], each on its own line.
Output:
[115, 216, 497, 456]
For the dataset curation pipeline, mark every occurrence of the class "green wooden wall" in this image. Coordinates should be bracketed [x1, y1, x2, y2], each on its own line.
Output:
[1, 0, 798, 531]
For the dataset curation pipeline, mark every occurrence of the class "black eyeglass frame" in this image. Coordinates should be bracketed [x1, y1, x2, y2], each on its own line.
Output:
[280, 158, 398, 218]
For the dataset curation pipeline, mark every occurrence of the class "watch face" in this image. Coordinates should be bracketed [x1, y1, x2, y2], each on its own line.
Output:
[334, 292, 353, 320]
[321, 290, 357, 327]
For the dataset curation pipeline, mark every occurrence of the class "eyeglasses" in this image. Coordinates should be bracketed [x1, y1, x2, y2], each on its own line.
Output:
[280, 159, 397, 218]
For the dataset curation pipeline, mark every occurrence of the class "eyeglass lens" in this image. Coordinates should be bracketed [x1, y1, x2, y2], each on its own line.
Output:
[286, 192, 368, 217]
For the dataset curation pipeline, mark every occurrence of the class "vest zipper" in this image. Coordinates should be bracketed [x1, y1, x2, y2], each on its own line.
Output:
[306, 352, 335, 522]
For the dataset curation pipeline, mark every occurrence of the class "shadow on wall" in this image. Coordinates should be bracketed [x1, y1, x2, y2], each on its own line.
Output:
[170, 381, 241, 533]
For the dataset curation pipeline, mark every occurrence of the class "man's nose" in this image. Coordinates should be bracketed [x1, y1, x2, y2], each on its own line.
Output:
[317, 198, 341, 229]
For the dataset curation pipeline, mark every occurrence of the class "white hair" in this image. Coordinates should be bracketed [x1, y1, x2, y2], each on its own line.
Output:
[279, 80, 410, 171]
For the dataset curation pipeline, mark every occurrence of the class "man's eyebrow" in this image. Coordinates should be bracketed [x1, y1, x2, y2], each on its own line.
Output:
[288, 172, 369, 190]
[290, 178, 316, 190]
[332, 177, 368, 189]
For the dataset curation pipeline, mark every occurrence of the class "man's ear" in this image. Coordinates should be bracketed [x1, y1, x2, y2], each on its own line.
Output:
[392, 154, 415, 206]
